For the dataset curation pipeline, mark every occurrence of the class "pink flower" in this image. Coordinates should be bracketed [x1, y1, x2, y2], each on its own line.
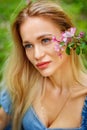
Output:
[62, 37, 72, 45]
[54, 43, 64, 55]
[62, 27, 76, 43]
[53, 36, 64, 58]
[52, 36, 60, 43]
[54, 43, 64, 58]
[62, 28, 76, 38]
[51, 27, 87, 56]
[78, 32, 85, 38]
[54, 43, 60, 52]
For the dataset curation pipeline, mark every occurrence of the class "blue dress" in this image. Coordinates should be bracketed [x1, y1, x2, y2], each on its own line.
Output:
[0, 89, 87, 130]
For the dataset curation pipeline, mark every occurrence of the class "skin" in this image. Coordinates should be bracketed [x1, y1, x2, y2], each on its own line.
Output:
[0, 107, 11, 130]
[20, 17, 87, 128]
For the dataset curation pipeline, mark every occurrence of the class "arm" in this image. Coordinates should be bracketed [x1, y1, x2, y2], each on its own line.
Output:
[0, 107, 11, 130]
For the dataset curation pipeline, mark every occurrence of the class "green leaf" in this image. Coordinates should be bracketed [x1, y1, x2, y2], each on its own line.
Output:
[82, 45, 87, 54]
[80, 42, 86, 49]
[68, 42, 75, 48]
[60, 42, 65, 46]
[76, 46, 80, 55]
[66, 47, 70, 55]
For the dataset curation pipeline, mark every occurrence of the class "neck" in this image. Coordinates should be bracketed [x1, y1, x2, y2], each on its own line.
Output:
[49, 58, 74, 91]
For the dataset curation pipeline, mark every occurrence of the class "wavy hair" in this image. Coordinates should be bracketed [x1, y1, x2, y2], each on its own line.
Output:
[4, 0, 87, 130]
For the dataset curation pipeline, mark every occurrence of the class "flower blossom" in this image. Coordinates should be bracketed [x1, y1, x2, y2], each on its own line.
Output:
[52, 36, 60, 43]
[78, 32, 85, 38]
[52, 27, 87, 56]
[53, 37, 64, 58]
[54, 43, 64, 52]
[62, 27, 76, 44]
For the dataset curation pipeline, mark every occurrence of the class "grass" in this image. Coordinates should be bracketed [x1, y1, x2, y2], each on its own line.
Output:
[0, 0, 25, 81]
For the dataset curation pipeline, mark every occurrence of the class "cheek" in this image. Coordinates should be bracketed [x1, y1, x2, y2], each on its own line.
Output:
[51, 43, 66, 59]
[25, 50, 33, 62]
[47, 44, 59, 59]
[45, 42, 56, 54]
[49, 45, 68, 65]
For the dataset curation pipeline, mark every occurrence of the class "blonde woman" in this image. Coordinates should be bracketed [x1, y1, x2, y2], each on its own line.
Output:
[0, 0, 87, 130]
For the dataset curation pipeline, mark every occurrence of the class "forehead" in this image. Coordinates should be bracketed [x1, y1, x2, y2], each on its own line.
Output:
[20, 17, 61, 41]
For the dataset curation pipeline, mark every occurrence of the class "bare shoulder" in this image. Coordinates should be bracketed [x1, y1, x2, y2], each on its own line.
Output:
[0, 107, 11, 130]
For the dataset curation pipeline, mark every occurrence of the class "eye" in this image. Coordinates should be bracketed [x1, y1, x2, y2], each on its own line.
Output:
[41, 38, 51, 45]
[24, 44, 33, 49]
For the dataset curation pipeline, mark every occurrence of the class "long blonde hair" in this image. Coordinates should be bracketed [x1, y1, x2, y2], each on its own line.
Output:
[4, 0, 87, 129]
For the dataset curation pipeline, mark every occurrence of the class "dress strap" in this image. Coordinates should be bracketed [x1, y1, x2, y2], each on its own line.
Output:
[81, 96, 87, 127]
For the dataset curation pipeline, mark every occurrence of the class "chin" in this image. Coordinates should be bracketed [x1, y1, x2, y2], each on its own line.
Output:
[39, 70, 54, 77]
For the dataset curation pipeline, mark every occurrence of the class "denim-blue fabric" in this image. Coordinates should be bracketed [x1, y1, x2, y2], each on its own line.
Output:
[0, 89, 87, 130]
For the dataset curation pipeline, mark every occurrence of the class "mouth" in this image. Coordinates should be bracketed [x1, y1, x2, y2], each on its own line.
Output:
[36, 61, 51, 69]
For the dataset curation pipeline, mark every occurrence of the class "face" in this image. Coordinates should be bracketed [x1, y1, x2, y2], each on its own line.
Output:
[20, 17, 68, 77]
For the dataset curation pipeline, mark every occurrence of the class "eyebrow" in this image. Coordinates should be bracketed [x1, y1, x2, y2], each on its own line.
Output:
[23, 34, 52, 45]
[37, 34, 52, 40]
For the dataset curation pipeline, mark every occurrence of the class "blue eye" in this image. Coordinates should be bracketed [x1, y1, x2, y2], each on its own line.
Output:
[42, 38, 51, 44]
[24, 44, 33, 49]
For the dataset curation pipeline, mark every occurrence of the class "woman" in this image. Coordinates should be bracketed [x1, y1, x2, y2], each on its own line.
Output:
[0, 0, 87, 130]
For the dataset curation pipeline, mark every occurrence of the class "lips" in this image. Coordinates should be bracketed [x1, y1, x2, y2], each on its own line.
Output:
[36, 61, 51, 69]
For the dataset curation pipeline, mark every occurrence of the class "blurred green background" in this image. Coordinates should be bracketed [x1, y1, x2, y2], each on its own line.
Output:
[0, 0, 87, 83]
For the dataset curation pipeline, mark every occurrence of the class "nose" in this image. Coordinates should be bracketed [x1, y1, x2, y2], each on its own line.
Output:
[34, 45, 45, 60]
